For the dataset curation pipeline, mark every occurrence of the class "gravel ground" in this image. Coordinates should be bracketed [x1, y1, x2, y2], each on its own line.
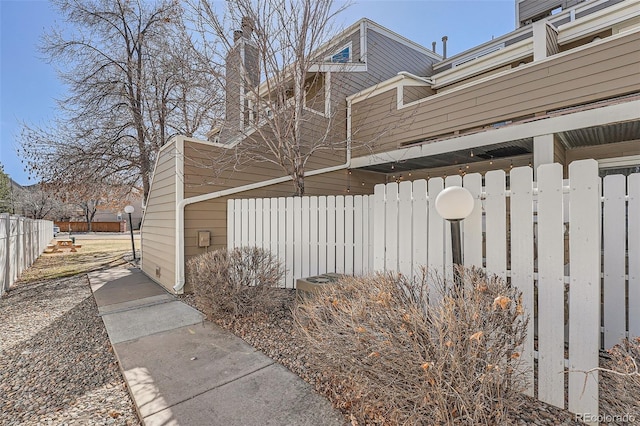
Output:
[0, 274, 139, 426]
[181, 290, 639, 426]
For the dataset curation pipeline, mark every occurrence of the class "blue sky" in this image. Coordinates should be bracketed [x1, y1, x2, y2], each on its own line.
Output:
[0, 0, 515, 186]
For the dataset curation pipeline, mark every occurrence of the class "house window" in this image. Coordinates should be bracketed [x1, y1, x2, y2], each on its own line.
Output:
[327, 43, 351, 63]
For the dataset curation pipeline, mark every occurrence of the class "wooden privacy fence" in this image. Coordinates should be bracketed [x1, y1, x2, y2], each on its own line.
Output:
[1, 214, 53, 296]
[227, 159, 639, 421]
[54, 221, 125, 233]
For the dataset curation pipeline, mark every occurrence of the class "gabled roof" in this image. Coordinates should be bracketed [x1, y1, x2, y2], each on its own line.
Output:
[255, 17, 442, 94]
[328, 18, 442, 62]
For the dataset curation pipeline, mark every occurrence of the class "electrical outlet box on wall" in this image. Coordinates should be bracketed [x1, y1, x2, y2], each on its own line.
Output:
[198, 231, 211, 248]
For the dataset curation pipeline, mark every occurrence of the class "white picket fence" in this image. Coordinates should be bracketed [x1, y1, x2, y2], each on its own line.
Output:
[0, 214, 53, 296]
[227, 159, 639, 421]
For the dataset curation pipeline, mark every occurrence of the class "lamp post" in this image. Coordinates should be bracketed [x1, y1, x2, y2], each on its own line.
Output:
[124, 205, 136, 261]
[435, 186, 474, 288]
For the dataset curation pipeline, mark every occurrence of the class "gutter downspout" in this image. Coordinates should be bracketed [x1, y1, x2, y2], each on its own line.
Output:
[172, 133, 352, 294]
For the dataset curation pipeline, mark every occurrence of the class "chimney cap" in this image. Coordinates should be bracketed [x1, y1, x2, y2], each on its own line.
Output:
[233, 29, 243, 42]
[241, 16, 254, 28]
[241, 16, 254, 38]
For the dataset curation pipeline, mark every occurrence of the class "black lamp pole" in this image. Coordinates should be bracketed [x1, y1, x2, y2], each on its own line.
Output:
[125, 205, 136, 260]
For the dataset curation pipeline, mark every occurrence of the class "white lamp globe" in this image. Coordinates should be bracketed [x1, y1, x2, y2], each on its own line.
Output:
[124, 205, 135, 214]
[435, 186, 474, 220]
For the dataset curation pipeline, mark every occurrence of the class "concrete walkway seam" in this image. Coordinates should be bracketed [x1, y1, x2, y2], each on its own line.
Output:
[141, 360, 277, 420]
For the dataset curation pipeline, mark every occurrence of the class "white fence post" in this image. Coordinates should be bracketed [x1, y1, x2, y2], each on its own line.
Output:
[568, 159, 600, 423]
[412, 180, 428, 276]
[301, 197, 310, 278]
[462, 173, 483, 268]
[536, 163, 565, 409]
[510, 166, 535, 397]
[309, 197, 318, 276]
[384, 183, 399, 273]
[603, 174, 627, 348]
[630, 173, 640, 339]
[397, 181, 412, 278]
[484, 170, 507, 280]
[372, 185, 385, 272]
[344, 196, 354, 275]
[353, 195, 364, 276]
[1, 214, 9, 295]
[317, 196, 327, 275]
[335, 196, 345, 274]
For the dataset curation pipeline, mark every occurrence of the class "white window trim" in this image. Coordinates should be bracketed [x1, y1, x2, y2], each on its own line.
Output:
[324, 41, 352, 63]
[303, 71, 331, 118]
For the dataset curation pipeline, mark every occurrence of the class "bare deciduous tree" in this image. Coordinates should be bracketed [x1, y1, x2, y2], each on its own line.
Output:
[194, 0, 351, 196]
[15, 184, 65, 220]
[19, 0, 222, 201]
[58, 181, 135, 231]
[0, 164, 11, 214]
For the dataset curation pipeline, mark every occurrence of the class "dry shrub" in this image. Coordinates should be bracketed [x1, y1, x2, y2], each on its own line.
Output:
[600, 337, 640, 422]
[187, 246, 284, 318]
[294, 267, 528, 424]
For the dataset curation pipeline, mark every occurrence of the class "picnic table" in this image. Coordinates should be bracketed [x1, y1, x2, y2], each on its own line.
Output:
[45, 239, 82, 253]
[56, 239, 74, 248]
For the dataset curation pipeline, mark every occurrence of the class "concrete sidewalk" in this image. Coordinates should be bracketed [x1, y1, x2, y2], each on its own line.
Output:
[89, 267, 345, 426]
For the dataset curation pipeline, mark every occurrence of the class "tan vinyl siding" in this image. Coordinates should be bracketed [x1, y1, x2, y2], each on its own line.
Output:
[546, 23, 559, 56]
[565, 140, 640, 164]
[403, 86, 435, 105]
[554, 136, 567, 167]
[141, 145, 178, 291]
[352, 30, 640, 156]
[559, 29, 612, 51]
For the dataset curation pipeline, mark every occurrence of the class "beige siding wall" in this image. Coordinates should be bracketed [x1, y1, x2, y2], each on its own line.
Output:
[554, 136, 567, 177]
[403, 86, 436, 104]
[352, 30, 640, 157]
[546, 23, 560, 56]
[565, 140, 640, 164]
[141, 145, 178, 291]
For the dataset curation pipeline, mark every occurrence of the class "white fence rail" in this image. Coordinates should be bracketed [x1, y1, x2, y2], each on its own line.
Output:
[1, 214, 53, 296]
[228, 159, 639, 420]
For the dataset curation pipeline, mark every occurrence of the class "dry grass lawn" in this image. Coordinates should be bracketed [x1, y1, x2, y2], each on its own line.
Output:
[19, 239, 133, 283]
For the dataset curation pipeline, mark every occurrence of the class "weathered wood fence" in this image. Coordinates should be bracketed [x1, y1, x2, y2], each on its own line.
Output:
[227, 159, 639, 421]
[1, 214, 53, 296]
[54, 221, 126, 233]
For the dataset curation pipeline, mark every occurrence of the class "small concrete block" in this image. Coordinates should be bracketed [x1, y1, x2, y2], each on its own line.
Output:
[97, 294, 176, 315]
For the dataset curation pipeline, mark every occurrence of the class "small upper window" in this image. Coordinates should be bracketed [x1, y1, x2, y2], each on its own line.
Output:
[327, 43, 351, 63]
